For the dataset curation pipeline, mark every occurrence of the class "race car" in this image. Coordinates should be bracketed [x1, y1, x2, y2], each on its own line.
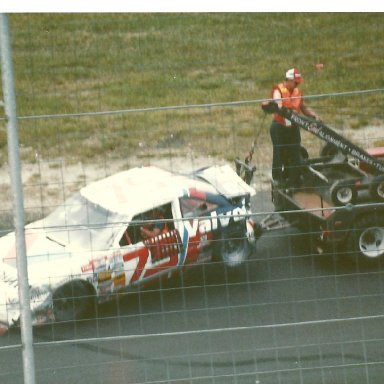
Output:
[0, 164, 256, 333]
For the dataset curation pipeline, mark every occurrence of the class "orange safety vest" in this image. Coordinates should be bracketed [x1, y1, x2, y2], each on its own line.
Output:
[271, 83, 303, 126]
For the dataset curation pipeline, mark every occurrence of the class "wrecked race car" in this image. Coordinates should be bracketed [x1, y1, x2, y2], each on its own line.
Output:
[0, 164, 256, 333]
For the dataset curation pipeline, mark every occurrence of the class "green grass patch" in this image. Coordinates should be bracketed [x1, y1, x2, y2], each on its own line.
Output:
[2, 13, 383, 168]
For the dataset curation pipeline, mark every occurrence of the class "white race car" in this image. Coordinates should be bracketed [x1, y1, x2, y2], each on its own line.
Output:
[0, 164, 256, 333]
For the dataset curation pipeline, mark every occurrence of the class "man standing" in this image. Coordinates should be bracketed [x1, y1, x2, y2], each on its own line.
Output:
[269, 68, 320, 188]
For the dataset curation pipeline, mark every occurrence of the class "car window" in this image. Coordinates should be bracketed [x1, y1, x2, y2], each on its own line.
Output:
[42, 192, 123, 249]
[120, 203, 173, 246]
[179, 197, 219, 218]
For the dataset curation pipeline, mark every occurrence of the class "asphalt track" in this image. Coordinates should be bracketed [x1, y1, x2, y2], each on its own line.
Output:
[1, 191, 384, 384]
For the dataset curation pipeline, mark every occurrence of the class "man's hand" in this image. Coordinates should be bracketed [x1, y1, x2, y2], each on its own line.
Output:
[261, 101, 279, 114]
[301, 105, 320, 121]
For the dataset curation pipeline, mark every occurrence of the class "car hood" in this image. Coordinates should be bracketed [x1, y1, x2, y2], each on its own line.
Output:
[0, 225, 93, 286]
[194, 164, 256, 198]
[0, 227, 92, 328]
[1, 226, 69, 265]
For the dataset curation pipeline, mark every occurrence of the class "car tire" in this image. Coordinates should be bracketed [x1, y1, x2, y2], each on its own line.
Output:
[369, 174, 384, 202]
[330, 180, 357, 206]
[214, 223, 251, 268]
[52, 280, 96, 322]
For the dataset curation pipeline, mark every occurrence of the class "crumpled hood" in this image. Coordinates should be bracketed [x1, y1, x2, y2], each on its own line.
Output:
[0, 227, 75, 281]
[0, 261, 21, 327]
[0, 227, 89, 327]
[193, 164, 256, 198]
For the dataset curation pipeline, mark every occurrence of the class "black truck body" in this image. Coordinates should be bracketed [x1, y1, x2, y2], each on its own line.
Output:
[262, 101, 384, 259]
[272, 180, 384, 255]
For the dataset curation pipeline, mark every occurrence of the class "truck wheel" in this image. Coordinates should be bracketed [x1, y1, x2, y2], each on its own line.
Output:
[320, 143, 347, 163]
[320, 143, 338, 157]
[347, 215, 384, 259]
[215, 223, 250, 268]
[369, 175, 384, 202]
[52, 280, 96, 322]
[299, 146, 309, 162]
[330, 180, 357, 206]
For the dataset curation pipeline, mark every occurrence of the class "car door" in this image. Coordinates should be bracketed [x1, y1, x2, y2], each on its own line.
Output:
[118, 204, 182, 286]
[178, 193, 222, 265]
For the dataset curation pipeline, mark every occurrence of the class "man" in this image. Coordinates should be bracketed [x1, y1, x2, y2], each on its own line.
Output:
[140, 208, 168, 239]
[269, 68, 320, 188]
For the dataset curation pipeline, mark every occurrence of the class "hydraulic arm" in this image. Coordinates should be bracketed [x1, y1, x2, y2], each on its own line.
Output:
[262, 101, 384, 175]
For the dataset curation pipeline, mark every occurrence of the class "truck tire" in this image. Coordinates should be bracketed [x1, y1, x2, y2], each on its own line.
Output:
[330, 180, 357, 206]
[347, 214, 384, 259]
[299, 146, 309, 162]
[320, 142, 339, 158]
[369, 174, 384, 202]
[319, 143, 348, 163]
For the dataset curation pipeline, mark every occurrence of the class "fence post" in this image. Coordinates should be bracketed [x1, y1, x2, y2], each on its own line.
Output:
[0, 13, 36, 384]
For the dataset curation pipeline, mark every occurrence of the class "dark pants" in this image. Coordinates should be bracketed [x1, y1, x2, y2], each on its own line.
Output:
[270, 120, 302, 185]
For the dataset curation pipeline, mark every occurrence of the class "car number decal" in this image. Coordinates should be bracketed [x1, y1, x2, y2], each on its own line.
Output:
[122, 230, 182, 284]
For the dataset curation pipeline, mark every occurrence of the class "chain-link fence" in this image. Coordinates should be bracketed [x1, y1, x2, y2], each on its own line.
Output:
[1, 13, 384, 384]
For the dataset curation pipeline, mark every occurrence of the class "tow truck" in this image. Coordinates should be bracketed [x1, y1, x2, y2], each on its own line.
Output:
[252, 101, 384, 259]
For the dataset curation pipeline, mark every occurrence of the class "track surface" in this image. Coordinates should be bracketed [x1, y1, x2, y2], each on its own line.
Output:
[1, 192, 383, 384]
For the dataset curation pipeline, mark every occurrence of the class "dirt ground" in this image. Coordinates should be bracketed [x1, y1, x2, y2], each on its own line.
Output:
[0, 125, 382, 229]
[0, 154, 257, 228]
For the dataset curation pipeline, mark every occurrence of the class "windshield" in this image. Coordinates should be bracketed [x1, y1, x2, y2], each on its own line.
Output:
[42, 192, 125, 249]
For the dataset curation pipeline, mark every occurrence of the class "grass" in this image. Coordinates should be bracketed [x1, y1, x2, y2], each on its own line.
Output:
[2, 13, 384, 167]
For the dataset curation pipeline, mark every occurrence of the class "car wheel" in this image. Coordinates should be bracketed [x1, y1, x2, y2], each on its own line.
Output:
[215, 223, 250, 268]
[330, 180, 357, 206]
[369, 174, 384, 202]
[347, 214, 384, 259]
[52, 280, 96, 322]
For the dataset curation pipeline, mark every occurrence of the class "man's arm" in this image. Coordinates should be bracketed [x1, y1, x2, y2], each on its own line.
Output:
[272, 88, 283, 108]
[301, 104, 320, 120]
[140, 220, 165, 239]
[140, 226, 161, 239]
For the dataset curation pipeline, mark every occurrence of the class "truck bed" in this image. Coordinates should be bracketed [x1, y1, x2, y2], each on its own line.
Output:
[273, 185, 335, 225]
[291, 191, 335, 218]
[308, 161, 367, 185]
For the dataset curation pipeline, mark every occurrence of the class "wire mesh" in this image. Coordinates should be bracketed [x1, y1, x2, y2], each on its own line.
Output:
[1, 13, 384, 384]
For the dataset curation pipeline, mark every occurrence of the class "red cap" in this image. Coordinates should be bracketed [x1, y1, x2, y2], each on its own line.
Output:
[285, 68, 303, 83]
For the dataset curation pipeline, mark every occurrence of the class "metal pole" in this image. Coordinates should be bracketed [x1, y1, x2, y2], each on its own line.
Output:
[0, 14, 36, 384]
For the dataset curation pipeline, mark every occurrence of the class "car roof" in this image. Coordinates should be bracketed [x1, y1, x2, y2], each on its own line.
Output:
[80, 165, 218, 218]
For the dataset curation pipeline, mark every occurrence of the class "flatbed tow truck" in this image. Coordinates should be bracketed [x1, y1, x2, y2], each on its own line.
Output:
[249, 101, 384, 259]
